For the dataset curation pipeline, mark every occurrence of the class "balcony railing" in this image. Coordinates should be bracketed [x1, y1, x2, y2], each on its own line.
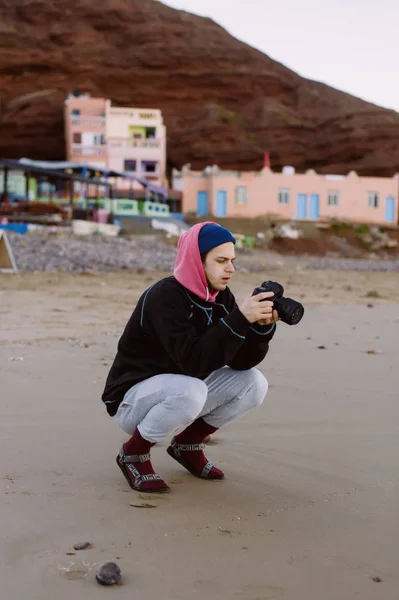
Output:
[108, 138, 161, 149]
[139, 173, 161, 181]
[109, 109, 161, 121]
[123, 169, 160, 177]
[71, 145, 106, 156]
[71, 116, 105, 128]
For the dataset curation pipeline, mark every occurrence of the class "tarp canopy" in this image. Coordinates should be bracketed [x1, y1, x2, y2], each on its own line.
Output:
[18, 158, 168, 198]
[0, 159, 111, 187]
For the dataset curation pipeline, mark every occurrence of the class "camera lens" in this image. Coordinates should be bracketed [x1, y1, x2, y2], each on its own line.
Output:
[288, 304, 304, 325]
[274, 297, 304, 325]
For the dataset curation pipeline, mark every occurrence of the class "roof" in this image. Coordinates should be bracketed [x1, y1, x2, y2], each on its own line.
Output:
[0, 159, 111, 187]
[17, 159, 168, 197]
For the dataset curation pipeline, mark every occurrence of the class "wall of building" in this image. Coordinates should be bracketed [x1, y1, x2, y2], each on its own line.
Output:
[64, 96, 108, 165]
[174, 167, 399, 225]
[64, 96, 166, 187]
[106, 106, 166, 186]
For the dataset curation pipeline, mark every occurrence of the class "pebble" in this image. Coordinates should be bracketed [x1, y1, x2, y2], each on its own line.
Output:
[95, 562, 122, 586]
[300, 256, 399, 273]
[73, 542, 92, 551]
[8, 232, 177, 273]
[6, 231, 399, 273]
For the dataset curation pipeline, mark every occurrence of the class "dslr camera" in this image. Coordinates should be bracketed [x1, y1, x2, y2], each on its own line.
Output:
[252, 280, 304, 326]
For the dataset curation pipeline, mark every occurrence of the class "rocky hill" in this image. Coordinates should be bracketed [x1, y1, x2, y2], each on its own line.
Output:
[1, 0, 398, 176]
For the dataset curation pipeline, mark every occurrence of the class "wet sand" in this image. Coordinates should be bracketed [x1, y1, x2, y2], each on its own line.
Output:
[1, 269, 398, 599]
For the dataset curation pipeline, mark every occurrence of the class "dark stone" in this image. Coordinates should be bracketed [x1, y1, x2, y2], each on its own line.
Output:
[73, 542, 92, 551]
[96, 562, 122, 586]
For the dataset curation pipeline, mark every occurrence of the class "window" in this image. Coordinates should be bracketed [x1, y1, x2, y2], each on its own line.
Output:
[328, 190, 339, 206]
[82, 132, 93, 146]
[235, 186, 247, 204]
[93, 134, 105, 145]
[142, 161, 157, 173]
[124, 160, 137, 172]
[145, 127, 156, 139]
[368, 192, 379, 208]
[81, 133, 105, 146]
[278, 188, 290, 204]
[71, 109, 80, 116]
[73, 132, 81, 144]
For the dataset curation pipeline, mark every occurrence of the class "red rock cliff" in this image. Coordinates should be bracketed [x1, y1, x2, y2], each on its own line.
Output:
[0, 0, 398, 176]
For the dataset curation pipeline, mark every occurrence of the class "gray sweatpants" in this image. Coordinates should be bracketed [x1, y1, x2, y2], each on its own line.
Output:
[113, 367, 268, 443]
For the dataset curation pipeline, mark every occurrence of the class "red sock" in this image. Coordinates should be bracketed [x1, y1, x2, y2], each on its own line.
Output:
[174, 418, 224, 478]
[123, 428, 168, 492]
[124, 427, 153, 455]
[176, 418, 218, 444]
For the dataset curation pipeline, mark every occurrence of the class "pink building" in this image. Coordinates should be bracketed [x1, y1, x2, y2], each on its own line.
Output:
[173, 165, 399, 225]
[64, 95, 107, 168]
[106, 105, 166, 188]
[64, 94, 167, 189]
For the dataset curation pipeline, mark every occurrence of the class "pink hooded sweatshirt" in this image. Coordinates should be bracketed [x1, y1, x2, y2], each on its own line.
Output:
[174, 221, 223, 303]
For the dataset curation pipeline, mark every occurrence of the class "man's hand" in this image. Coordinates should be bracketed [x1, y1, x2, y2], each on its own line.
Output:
[257, 309, 279, 327]
[239, 291, 277, 324]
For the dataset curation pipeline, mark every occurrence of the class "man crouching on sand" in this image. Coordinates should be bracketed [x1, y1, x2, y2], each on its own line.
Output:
[101, 222, 279, 493]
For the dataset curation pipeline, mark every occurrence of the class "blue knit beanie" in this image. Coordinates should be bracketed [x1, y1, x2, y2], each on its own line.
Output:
[198, 224, 236, 255]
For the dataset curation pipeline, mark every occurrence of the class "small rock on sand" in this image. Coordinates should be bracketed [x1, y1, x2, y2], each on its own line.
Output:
[73, 542, 92, 551]
[96, 562, 122, 586]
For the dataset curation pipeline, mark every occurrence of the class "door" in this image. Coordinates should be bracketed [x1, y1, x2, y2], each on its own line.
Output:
[385, 196, 396, 223]
[197, 191, 208, 216]
[82, 132, 94, 146]
[310, 194, 320, 219]
[296, 194, 307, 219]
[216, 190, 227, 217]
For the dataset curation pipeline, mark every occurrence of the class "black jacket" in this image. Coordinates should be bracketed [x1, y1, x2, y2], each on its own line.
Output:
[102, 276, 276, 416]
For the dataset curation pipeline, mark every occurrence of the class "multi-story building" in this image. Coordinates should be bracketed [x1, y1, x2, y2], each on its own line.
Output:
[106, 105, 166, 188]
[64, 94, 166, 189]
[64, 95, 107, 168]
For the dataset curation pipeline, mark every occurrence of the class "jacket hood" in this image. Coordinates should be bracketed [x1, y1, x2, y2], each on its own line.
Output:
[174, 221, 220, 302]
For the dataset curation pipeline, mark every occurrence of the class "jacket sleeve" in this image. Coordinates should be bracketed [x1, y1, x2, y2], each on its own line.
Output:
[143, 283, 252, 378]
[225, 293, 277, 371]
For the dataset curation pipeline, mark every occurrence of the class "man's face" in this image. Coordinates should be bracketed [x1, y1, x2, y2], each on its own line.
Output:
[203, 242, 236, 291]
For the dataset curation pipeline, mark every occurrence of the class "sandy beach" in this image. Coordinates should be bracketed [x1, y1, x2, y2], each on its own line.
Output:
[1, 267, 398, 599]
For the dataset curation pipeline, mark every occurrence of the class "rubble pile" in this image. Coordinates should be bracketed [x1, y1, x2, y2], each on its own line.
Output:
[8, 232, 178, 273]
[5, 230, 399, 274]
[356, 226, 398, 252]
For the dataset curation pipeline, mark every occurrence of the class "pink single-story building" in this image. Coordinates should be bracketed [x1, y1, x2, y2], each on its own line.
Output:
[172, 165, 399, 225]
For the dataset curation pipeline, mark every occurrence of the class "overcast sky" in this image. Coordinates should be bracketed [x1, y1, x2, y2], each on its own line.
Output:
[161, 0, 399, 113]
